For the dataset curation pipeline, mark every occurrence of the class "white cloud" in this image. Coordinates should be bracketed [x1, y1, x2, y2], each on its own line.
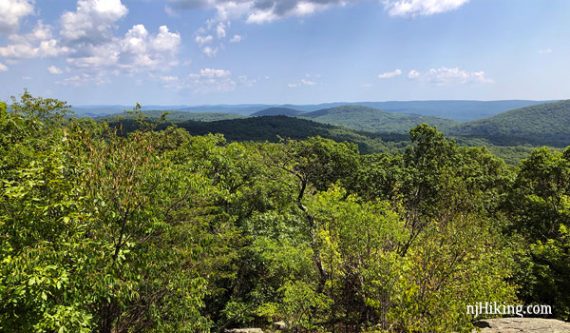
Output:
[216, 21, 226, 38]
[156, 67, 253, 93]
[151, 25, 181, 52]
[0, 0, 183, 87]
[65, 24, 180, 73]
[238, 74, 256, 87]
[288, 77, 317, 88]
[538, 48, 552, 55]
[60, 0, 128, 42]
[199, 68, 231, 78]
[0, 62, 7, 72]
[245, 1, 340, 23]
[230, 34, 242, 43]
[193, 19, 231, 57]
[201, 46, 218, 57]
[408, 69, 420, 79]
[195, 34, 214, 46]
[59, 72, 108, 86]
[408, 67, 493, 85]
[170, 0, 466, 24]
[164, 5, 178, 17]
[0, 23, 70, 59]
[0, 43, 36, 58]
[0, 0, 34, 34]
[160, 75, 178, 82]
[157, 74, 182, 88]
[48, 65, 63, 74]
[56, 1, 181, 84]
[6, 0, 170, 83]
[384, 0, 469, 17]
[170, 0, 467, 62]
[169, 0, 350, 24]
[188, 67, 236, 93]
[378, 69, 402, 79]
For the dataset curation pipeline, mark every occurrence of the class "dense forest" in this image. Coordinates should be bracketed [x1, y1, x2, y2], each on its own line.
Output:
[111, 115, 391, 154]
[450, 100, 570, 147]
[1, 93, 570, 333]
[298, 105, 458, 134]
[106, 107, 547, 165]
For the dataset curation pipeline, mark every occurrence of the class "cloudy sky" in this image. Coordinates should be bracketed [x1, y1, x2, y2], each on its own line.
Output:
[0, 0, 569, 105]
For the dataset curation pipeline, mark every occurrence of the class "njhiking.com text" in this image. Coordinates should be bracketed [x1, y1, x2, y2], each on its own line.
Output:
[467, 302, 552, 318]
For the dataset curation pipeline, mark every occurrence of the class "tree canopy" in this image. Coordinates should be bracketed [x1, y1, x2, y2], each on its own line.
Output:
[1, 94, 569, 332]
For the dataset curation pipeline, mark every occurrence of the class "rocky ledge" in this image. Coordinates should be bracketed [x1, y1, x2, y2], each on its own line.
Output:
[475, 318, 570, 333]
[225, 318, 570, 333]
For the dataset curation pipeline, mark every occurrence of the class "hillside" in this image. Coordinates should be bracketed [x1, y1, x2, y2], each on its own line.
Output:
[71, 100, 547, 121]
[356, 100, 546, 121]
[110, 116, 391, 154]
[300, 105, 458, 133]
[451, 100, 570, 146]
[276, 100, 544, 120]
[101, 110, 243, 122]
[251, 107, 303, 117]
[176, 116, 388, 153]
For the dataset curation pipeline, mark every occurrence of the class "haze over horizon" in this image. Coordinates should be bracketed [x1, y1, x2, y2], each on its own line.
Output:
[1, 0, 569, 105]
[70, 99, 550, 108]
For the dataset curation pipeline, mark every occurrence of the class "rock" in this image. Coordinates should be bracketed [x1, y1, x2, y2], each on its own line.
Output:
[474, 318, 570, 333]
[225, 329, 264, 333]
[273, 321, 287, 330]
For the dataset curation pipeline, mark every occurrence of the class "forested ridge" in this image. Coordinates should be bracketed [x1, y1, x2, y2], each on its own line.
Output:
[109, 115, 391, 154]
[299, 105, 458, 133]
[451, 100, 570, 146]
[1, 93, 570, 333]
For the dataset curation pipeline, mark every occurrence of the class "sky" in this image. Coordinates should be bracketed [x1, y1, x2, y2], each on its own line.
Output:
[0, 0, 569, 106]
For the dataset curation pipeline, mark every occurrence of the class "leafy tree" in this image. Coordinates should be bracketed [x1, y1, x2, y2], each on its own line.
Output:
[2, 94, 563, 332]
[506, 147, 570, 319]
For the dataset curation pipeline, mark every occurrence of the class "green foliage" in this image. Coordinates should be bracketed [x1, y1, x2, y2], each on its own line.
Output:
[505, 148, 570, 319]
[102, 110, 244, 123]
[300, 105, 458, 134]
[110, 115, 390, 154]
[1, 93, 568, 332]
[451, 100, 570, 147]
[251, 107, 303, 117]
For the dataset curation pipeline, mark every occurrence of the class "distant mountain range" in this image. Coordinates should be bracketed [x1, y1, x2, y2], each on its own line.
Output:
[100, 100, 570, 148]
[101, 110, 243, 122]
[298, 105, 458, 133]
[74, 100, 548, 121]
[105, 99, 570, 164]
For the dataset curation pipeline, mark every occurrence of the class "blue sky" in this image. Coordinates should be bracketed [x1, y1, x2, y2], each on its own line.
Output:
[0, 0, 569, 105]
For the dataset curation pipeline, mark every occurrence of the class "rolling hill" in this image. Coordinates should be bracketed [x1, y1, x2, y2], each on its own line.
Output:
[176, 116, 389, 153]
[100, 110, 243, 122]
[109, 116, 391, 154]
[251, 107, 303, 117]
[72, 100, 548, 121]
[450, 100, 570, 147]
[352, 100, 546, 121]
[273, 100, 545, 120]
[300, 105, 458, 133]
[105, 115, 538, 163]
